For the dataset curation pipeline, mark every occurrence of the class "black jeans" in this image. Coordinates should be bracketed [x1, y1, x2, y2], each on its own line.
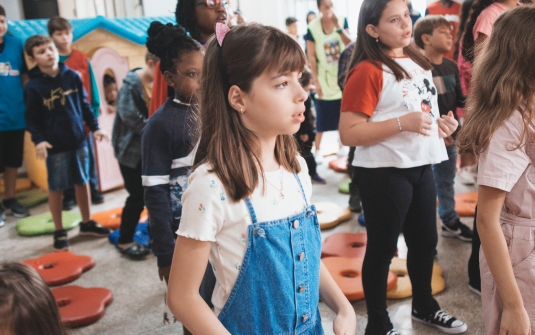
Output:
[118, 162, 145, 244]
[355, 165, 439, 334]
[295, 133, 317, 176]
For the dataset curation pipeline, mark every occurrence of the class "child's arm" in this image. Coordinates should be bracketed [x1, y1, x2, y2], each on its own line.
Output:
[167, 236, 232, 335]
[24, 86, 49, 157]
[116, 80, 148, 135]
[319, 261, 356, 335]
[477, 185, 531, 335]
[339, 110, 433, 147]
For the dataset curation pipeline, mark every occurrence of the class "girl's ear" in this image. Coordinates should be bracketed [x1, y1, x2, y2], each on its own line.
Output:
[365, 24, 379, 39]
[163, 71, 175, 88]
[228, 85, 246, 114]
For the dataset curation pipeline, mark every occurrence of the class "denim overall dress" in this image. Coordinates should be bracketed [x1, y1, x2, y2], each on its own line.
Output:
[217, 174, 324, 335]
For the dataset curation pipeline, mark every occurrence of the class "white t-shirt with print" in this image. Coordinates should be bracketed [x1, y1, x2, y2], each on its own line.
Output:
[341, 57, 448, 168]
[176, 156, 312, 315]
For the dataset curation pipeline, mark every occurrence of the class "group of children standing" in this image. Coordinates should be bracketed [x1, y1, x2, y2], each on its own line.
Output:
[1, 0, 535, 334]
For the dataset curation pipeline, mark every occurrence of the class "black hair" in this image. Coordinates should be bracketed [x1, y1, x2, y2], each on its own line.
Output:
[0, 5, 5, 17]
[300, 69, 312, 87]
[316, 0, 323, 8]
[103, 74, 116, 87]
[286, 17, 298, 26]
[175, 0, 201, 41]
[146, 21, 203, 74]
[454, 0, 474, 60]
[461, 0, 495, 63]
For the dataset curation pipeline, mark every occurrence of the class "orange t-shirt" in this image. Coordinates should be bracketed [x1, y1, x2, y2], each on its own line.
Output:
[426, 1, 462, 60]
[148, 61, 169, 118]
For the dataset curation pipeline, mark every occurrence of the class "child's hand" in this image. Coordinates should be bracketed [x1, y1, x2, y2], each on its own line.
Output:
[300, 134, 309, 142]
[159, 266, 171, 284]
[333, 308, 357, 335]
[399, 112, 433, 136]
[499, 306, 531, 335]
[35, 141, 52, 160]
[94, 130, 110, 142]
[444, 136, 454, 147]
[437, 111, 458, 138]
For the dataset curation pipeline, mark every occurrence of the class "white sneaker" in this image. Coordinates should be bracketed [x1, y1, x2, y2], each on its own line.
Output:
[314, 150, 324, 165]
[456, 166, 476, 185]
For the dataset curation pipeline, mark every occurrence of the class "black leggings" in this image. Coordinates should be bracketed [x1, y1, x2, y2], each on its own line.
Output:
[118, 162, 145, 244]
[355, 165, 439, 334]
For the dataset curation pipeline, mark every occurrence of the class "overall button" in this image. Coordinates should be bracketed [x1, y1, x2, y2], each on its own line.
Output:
[302, 314, 309, 322]
[253, 227, 266, 237]
[293, 220, 300, 229]
[298, 285, 306, 293]
[299, 252, 305, 260]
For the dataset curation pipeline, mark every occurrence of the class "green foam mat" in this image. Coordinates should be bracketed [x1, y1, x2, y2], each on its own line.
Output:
[14, 189, 49, 208]
[17, 211, 81, 236]
[338, 179, 350, 194]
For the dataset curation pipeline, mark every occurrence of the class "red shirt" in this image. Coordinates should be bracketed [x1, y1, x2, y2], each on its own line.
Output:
[64, 49, 92, 103]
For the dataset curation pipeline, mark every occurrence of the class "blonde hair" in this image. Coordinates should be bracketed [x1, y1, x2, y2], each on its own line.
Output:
[194, 24, 306, 201]
[458, 6, 535, 154]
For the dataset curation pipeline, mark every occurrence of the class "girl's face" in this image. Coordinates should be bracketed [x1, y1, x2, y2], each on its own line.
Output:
[367, 0, 412, 56]
[165, 50, 204, 103]
[318, 0, 335, 18]
[195, 1, 228, 40]
[239, 70, 308, 139]
[105, 82, 118, 105]
[306, 13, 317, 24]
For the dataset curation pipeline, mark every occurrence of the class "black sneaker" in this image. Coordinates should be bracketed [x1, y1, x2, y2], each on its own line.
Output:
[91, 190, 105, 204]
[117, 242, 150, 259]
[79, 220, 110, 236]
[53, 229, 69, 251]
[62, 197, 76, 210]
[386, 329, 401, 335]
[0, 208, 5, 227]
[348, 194, 362, 213]
[469, 284, 481, 296]
[2, 198, 29, 218]
[441, 218, 473, 242]
[412, 309, 467, 334]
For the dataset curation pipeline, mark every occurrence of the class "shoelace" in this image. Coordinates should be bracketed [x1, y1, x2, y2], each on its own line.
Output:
[434, 310, 453, 323]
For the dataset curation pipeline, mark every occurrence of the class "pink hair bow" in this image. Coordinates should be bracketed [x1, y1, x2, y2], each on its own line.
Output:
[216, 22, 230, 47]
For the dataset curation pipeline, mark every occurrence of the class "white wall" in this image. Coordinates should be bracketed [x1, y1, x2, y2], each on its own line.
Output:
[0, 0, 24, 19]
[142, 0, 176, 17]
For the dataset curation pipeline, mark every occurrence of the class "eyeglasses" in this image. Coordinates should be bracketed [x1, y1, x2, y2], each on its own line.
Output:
[194, 0, 229, 8]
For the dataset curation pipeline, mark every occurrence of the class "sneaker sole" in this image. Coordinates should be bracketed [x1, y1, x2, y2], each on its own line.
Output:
[4, 210, 30, 218]
[54, 246, 70, 251]
[411, 316, 468, 334]
[79, 231, 110, 237]
[441, 230, 472, 242]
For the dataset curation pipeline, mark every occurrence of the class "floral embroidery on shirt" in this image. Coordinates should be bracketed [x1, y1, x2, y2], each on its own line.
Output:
[239, 234, 246, 243]
[220, 192, 226, 201]
[198, 204, 206, 214]
[235, 263, 241, 271]
[210, 180, 217, 188]
[272, 197, 279, 206]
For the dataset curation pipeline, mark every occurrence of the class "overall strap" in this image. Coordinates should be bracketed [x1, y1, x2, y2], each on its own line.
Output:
[244, 198, 258, 224]
[294, 173, 309, 207]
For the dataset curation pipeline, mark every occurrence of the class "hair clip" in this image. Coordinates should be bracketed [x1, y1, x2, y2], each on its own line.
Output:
[216, 22, 230, 47]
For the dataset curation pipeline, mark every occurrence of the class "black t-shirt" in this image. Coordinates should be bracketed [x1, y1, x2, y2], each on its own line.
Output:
[431, 58, 465, 137]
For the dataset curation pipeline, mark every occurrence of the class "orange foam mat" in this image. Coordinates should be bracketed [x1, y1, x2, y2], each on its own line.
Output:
[52, 285, 113, 327]
[322, 233, 367, 258]
[328, 156, 348, 173]
[92, 207, 148, 230]
[323, 257, 397, 301]
[23, 251, 94, 286]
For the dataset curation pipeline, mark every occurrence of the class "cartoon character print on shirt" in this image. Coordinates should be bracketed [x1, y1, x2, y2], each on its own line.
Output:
[323, 39, 342, 65]
[402, 69, 438, 120]
[0, 62, 20, 76]
[169, 170, 191, 220]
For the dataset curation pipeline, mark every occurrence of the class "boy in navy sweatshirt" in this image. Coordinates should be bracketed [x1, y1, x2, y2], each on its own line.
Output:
[24, 35, 110, 250]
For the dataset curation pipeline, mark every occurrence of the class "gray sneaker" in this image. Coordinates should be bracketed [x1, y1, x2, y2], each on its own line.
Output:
[2, 198, 29, 218]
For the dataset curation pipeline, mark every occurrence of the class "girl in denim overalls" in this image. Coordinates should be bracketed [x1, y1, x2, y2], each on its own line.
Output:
[457, 7, 535, 335]
[166, 23, 355, 334]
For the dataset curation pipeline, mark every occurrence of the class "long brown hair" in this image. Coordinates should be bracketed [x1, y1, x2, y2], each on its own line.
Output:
[348, 0, 432, 81]
[194, 24, 306, 201]
[460, 0, 496, 63]
[0, 262, 68, 335]
[457, 6, 535, 154]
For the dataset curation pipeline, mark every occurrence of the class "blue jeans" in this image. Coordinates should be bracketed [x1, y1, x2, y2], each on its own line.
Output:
[432, 144, 458, 224]
[46, 144, 90, 191]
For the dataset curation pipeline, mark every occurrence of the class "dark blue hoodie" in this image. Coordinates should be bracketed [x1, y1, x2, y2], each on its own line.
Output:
[25, 63, 99, 154]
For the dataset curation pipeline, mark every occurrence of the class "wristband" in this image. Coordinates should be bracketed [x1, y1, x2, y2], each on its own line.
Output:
[336, 28, 344, 34]
[396, 117, 402, 132]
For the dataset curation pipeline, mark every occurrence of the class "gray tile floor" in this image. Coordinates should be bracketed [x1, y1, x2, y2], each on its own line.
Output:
[0, 133, 483, 335]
